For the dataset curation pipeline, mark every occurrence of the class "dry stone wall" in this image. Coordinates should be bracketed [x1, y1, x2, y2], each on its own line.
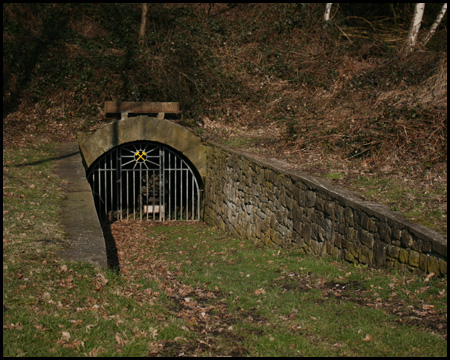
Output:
[203, 143, 447, 276]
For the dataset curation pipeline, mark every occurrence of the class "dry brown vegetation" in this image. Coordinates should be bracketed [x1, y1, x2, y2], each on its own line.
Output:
[3, 3, 447, 233]
[2, 5, 447, 356]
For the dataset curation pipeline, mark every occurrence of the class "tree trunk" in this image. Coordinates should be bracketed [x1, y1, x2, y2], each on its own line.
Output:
[139, 3, 148, 46]
[324, 3, 332, 21]
[402, 3, 425, 54]
[421, 3, 447, 47]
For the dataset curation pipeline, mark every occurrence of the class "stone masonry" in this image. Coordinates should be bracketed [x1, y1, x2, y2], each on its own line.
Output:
[78, 116, 207, 182]
[203, 143, 447, 276]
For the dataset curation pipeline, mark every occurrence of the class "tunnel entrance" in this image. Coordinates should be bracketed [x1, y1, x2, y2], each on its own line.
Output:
[87, 141, 202, 222]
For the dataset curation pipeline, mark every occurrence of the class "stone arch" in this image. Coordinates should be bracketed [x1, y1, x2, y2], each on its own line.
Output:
[78, 116, 207, 180]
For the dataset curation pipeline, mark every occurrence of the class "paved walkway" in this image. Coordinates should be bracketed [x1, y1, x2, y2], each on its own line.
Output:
[55, 141, 108, 268]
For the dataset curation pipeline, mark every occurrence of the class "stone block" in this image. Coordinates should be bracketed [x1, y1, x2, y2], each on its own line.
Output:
[427, 256, 440, 275]
[378, 222, 391, 244]
[302, 224, 312, 245]
[360, 213, 370, 231]
[359, 229, 374, 249]
[411, 239, 423, 252]
[439, 259, 447, 275]
[408, 250, 420, 267]
[398, 248, 409, 264]
[346, 240, 358, 259]
[419, 253, 428, 272]
[334, 233, 343, 249]
[311, 240, 320, 255]
[344, 207, 354, 227]
[320, 242, 328, 256]
[315, 196, 325, 212]
[392, 227, 402, 241]
[359, 245, 373, 265]
[346, 227, 357, 242]
[432, 237, 448, 257]
[374, 241, 386, 267]
[401, 230, 413, 248]
[387, 245, 400, 259]
[305, 191, 316, 208]
[344, 249, 356, 263]
[422, 240, 432, 253]
[334, 204, 344, 223]
[324, 201, 335, 218]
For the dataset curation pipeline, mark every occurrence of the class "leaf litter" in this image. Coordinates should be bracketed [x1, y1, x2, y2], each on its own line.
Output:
[109, 220, 251, 357]
[108, 219, 447, 357]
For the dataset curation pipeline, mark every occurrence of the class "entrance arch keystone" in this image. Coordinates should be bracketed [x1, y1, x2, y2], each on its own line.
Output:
[78, 116, 207, 180]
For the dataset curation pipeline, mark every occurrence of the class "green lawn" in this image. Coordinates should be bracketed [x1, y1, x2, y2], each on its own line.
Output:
[3, 142, 447, 357]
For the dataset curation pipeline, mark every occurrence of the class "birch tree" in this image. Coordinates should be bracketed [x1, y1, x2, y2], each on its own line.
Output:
[139, 3, 148, 46]
[402, 3, 426, 54]
[324, 3, 332, 21]
[421, 3, 447, 47]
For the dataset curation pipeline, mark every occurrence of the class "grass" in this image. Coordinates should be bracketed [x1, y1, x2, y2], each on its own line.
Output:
[3, 4, 446, 355]
[324, 172, 347, 180]
[3, 141, 447, 357]
[352, 175, 447, 233]
[119, 222, 446, 357]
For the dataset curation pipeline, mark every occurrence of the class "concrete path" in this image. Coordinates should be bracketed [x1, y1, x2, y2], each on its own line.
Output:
[55, 141, 108, 268]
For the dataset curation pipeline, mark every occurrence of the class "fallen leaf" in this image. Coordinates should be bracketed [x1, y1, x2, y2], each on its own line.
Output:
[95, 273, 108, 291]
[418, 286, 429, 294]
[89, 346, 106, 357]
[422, 304, 435, 310]
[61, 331, 71, 342]
[424, 272, 435, 282]
[115, 332, 126, 347]
[69, 319, 83, 326]
[147, 342, 161, 356]
[69, 339, 85, 350]
[34, 324, 50, 331]
[148, 327, 158, 339]
[362, 334, 373, 342]
[5, 322, 23, 331]
[85, 324, 95, 333]
[254, 288, 266, 295]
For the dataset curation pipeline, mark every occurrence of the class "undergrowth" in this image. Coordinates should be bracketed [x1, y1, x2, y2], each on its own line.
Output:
[3, 3, 447, 233]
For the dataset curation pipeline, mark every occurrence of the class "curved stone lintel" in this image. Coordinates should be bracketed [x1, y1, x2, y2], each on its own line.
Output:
[78, 116, 207, 180]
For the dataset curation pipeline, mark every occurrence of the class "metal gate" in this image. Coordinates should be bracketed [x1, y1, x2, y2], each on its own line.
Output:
[87, 141, 202, 222]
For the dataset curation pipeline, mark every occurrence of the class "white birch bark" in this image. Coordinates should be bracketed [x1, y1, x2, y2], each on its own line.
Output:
[421, 3, 447, 47]
[324, 3, 332, 21]
[139, 3, 148, 46]
[403, 3, 426, 54]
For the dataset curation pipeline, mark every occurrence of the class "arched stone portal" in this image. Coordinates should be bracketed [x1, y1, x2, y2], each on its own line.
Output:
[78, 116, 207, 222]
[79, 115, 207, 180]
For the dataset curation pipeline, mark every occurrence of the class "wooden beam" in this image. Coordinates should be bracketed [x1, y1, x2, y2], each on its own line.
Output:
[104, 101, 180, 114]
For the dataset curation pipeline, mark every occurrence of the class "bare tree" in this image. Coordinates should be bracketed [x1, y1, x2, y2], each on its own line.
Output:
[139, 3, 148, 46]
[324, 3, 333, 21]
[421, 3, 447, 47]
[402, 3, 426, 54]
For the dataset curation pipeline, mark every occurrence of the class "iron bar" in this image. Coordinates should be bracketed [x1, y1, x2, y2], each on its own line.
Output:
[87, 141, 201, 223]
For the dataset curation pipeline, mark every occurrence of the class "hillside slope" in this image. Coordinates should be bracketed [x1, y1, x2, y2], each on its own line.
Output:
[3, 3, 447, 233]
